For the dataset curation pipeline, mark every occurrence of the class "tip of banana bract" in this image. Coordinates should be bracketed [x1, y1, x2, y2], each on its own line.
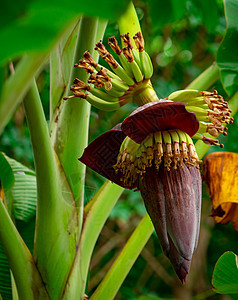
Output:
[178, 265, 189, 285]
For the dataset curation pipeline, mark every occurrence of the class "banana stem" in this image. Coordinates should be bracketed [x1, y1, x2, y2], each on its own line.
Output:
[0, 198, 49, 299]
[52, 16, 100, 222]
[63, 181, 123, 299]
[24, 80, 78, 299]
[133, 83, 159, 106]
[117, 1, 142, 48]
[56, 19, 108, 299]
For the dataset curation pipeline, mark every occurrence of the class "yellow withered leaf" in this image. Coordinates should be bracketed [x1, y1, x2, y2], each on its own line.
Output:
[203, 152, 238, 230]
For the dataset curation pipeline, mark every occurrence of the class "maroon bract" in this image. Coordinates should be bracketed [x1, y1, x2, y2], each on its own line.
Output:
[80, 101, 199, 189]
[80, 123, 127, 187]
[140, 164, 201, 282]
[122, 100, 199, 144]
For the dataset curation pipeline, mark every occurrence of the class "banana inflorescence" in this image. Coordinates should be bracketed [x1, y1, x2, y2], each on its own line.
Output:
[113, 129, 200, 189]
[64, 32, 154, 111]
[167, 89, 233, 147]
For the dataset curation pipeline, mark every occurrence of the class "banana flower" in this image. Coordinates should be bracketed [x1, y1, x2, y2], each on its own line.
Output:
[80, 100, 202, 283]
[64, 31, 233, 283]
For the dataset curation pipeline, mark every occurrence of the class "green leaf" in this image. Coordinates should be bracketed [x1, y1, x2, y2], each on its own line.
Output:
[0, 197, 49, 299]
[0, 153, 47, 299]
[0, 153, 14, 192]
[217, 0, 238, 96]
[90, 214, 154, 300]
[64, 181, 124, 299]
[192, 0, 219, 33]
[0, 65, 5, 98]
[0, 154, 37, 299]
[143, 0, 187, 30]
[0, 154, 14, 299]
[0, 220, 36, 300]
[6, 156, 36, 222]
[0, 237, 12, 300]
[0, 54, 48, 135]
[24, 79, 79, 299]
[0, 0, 130, 65]
[137, 297, 165, 300]
[212, 251, 238, 294]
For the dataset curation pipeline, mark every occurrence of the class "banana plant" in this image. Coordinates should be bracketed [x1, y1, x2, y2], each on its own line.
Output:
[0, 0, 237, 299]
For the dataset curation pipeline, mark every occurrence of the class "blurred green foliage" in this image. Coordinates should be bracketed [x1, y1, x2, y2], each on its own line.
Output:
[217, 0, 238, 96]
[0, 0, 130, 64]
[0, 0, 238, 299]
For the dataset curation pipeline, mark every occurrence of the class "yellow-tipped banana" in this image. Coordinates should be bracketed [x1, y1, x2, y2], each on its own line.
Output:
[176, 129, 187, 144]
[140, 51, 153, 79]
[95, 65, 129, 92]
[185, 133, 194, 146]
[90, 88, 118, 102]
[197, 122, 207, 134]
[199, 104, 209, 110]
[143, 133, 153, 148]
[126, 137, 140, 156]
[142, 133, 154, 165]
[162, 131, 172, 145]
[154, 131, 162, 143]
[86, 94, 120, 111]
[162, 131, 173, 169]
[121, 136, 131, 152]
[154, 131, 163, 168]
[130, 60, 143, 82]
[113, 64, 135, 86]
[132, 48, 142, 70]
[110, 78, 129, 92]
[105, 88, 125, 98]
[168, 90, 202, 101]
[192, 133, 203, 140]
[185, 98, 206, 106]
[186, 106, 208, 117]
[118, 53, 134, 78]
[169, 130, 180, 144]
[97, 64, 122, 82]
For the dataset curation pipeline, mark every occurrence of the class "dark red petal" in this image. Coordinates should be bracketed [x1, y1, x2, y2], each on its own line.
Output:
[161, 164, 201, 260]
[121, 100, 199, 144]
[139, 167, 170, 255]
[79, 123, 127, 187]
[139, 165, 196, 282]
[189, 166, 202, 250]
[167, 235, 191, 284]
[140, 163, 201, 260]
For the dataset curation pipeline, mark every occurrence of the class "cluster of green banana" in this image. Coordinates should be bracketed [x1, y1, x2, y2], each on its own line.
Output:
[64, 32, 153, 111]
[114, 129, 200, 189]
[167, 89, 233, 147]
